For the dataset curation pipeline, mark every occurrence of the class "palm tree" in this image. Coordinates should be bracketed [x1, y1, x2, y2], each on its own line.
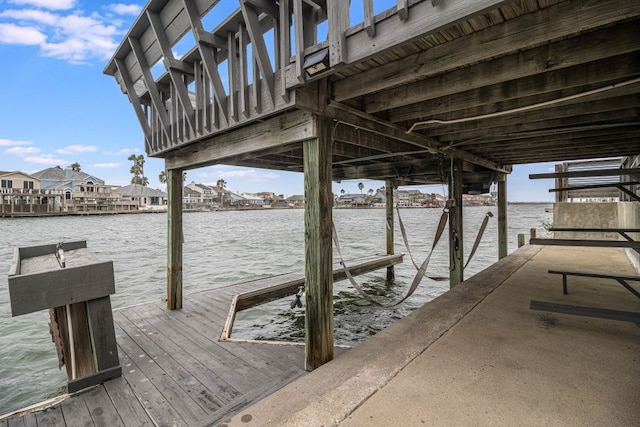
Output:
[358, 182, 364, 194]
[159, 170, 186, 184]
[70, 162, 81, 172]
[128, 154, 146, 186]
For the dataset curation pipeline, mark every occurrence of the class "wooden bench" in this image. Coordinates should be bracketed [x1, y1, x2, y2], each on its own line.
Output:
[548, 270, 640, 299]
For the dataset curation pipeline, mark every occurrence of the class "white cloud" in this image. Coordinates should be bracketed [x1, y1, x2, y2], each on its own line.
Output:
[0, 22, 47, 44]
[0, 2, 138, 63]
[107, 3, 142, 16]
[0, 138, 33, 146]
[8, 0, 76, 10]
[5, 146, 40, 156]
[217, 169, 281, 182]
[104, 147, 140, 156]
[24, 154, 68, 165]
[56, 144, 97, 154]
[91, 162, 119, 168]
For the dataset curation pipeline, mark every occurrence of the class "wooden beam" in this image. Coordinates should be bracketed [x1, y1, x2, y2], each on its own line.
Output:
[293, 0, 305, 82]
[241, 0, 275, 102]
[449, 158, 463, 287]
[365, 20, 640, 113]
[326, 0, 348, 66]
[396, 0, 408, 21]
[183, 0, 229, 124]
[333, 0, 640, 102]
[386, 180, 395, 281]
[530, 168, 640, 180]
[165, 109, 315, 170]
[304, 115, 334, 370]
[128, 37, 171, 142]
[278, 0, 291, 102]
[389, 50, 640, 123]
[167, 167, 183, 310]
[147, 10, 197, 134]
[364, 0, 375, 37]
[497, 174, 507, 259]
[316, 101, 508, 173]
[114, 58, 151, 152]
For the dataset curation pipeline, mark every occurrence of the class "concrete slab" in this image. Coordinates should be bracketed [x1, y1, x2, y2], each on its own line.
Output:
[222, 246, 640, 426]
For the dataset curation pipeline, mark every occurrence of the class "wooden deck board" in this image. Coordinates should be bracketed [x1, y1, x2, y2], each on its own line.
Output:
[2, 254, 399, 426]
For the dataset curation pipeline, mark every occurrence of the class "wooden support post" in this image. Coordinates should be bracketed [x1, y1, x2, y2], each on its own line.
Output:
[385, 180, 395, 281]
[167, 168, 183, 310]
[497, 175, 508, 259]
[518, 234, 525, 248]
[449, 158, 464, 287]
[530, 228, 537, 239]
[303, 115, 334, 370]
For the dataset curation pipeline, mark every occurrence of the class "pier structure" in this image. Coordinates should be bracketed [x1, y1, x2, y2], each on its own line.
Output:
[104, 0, 640, 370]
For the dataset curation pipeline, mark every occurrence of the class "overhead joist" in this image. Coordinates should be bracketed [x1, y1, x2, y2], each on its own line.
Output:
[475, 141, 640, 165]
[365, 20, 640, 114]
[389, 51, 640, 123]
[147, 10, 197, 134]
[314, 101, 508, 173]
[128, 37, 171, 144]
[164, 109, 315, 170]
[420, 91, 640, 140]
[333, 0, 640, 102]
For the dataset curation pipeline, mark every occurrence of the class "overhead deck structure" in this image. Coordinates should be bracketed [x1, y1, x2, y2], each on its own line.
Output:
[105, 0, 640, 369]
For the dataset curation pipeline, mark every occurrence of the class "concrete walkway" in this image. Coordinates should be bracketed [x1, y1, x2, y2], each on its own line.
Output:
[222, 245, 640, 426]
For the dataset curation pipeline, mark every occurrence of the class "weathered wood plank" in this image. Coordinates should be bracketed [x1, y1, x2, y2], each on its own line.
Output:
[303, 115, 334, 370]
[497, 175, 508, 259]
[122, 306, 240, 404]
[86, 297, 119, 371]
[9, 261, 114, 316]
[333, 0, 640, 102]
[115, 310, 223, 414]
[102, 377, 156, 427]
[59, 392, 94, 427]
[165, 109, 315, 170]
[365, 20, 640, 113]
[35, 406, 65, 427]
[121, 303, 271, 392]
[449, 158, 463, 287]
[79, 385, 125, 426]
[113, 321, 197, 426]
[167, 168, 183, 310]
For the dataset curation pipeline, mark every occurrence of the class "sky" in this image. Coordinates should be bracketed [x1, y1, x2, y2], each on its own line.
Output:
[0, 0, 562, 201]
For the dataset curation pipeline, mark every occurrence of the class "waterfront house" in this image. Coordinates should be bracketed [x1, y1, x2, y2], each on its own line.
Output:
[0, 171, 55, 214]
[285, 195, 305, 208]
[120, 184, 167, 211]
[182, 186, 203, 210]
[31, 166, 130, 213]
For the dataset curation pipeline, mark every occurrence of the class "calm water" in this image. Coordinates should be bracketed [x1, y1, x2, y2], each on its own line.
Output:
[0, 204, 551, 414]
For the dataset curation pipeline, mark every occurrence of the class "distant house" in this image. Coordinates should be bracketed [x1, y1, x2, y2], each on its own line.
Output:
[285, 195, 305, 208]
[183, 186, 202, 209]
[121, 184, 167, 210]
[337, 193, 367, 207]
[0, 171, 53, 214]
[30, 166, 129, 212]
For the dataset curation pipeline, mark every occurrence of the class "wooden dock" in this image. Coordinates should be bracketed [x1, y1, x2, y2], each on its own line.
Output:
[0, 254, 401, 426]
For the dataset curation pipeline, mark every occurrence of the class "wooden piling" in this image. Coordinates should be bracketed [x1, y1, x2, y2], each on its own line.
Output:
[167, 168, 183, 310]
[449, 158, 464, 287]
[385, 180, 395, 281]
[498, 175, 508, 259]
[303, 115, 334, 370]
[518, 233, 525, 248]
[530, 228, 537, 239]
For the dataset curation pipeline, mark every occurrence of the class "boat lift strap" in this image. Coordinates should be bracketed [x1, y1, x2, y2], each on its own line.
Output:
[332, 207, 449, 308]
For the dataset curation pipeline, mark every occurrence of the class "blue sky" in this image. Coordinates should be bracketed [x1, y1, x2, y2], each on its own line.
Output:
[0, 0, 558, 201]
